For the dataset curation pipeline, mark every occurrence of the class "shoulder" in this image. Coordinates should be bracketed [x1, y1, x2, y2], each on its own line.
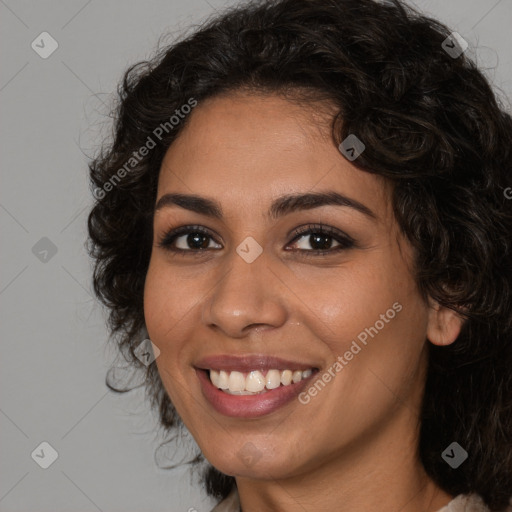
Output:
[209, 491, 512, 512]
[436, 493, 511, 512]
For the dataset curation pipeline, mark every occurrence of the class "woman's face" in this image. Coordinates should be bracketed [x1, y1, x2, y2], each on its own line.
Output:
[144, 92, 459, 481]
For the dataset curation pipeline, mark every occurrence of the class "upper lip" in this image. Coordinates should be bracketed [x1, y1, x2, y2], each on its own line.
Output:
[194, 354, 319, 372]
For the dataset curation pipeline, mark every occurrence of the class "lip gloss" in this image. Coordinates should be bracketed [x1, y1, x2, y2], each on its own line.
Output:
[196, 368, 315, 418]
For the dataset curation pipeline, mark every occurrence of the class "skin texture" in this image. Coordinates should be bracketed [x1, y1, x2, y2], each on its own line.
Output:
[143, 92, 464, 512]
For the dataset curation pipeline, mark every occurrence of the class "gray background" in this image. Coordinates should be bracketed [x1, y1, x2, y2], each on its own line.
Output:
[1, 1, 511, 511]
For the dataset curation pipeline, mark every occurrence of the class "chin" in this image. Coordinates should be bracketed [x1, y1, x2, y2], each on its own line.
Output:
[204, 441, 306, 481]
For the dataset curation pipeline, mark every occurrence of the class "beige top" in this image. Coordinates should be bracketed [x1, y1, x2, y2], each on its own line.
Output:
[211, 488, 500, 512]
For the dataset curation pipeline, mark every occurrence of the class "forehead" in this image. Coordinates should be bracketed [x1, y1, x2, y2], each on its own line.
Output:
[157, 92, 393, 222]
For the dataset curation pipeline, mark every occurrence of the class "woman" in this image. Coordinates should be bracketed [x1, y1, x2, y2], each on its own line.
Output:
[87, 0, 512, 510]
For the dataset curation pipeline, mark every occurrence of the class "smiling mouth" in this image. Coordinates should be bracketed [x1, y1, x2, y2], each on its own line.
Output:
[195, 361, 320, 417]
[206, 368, 317, 395]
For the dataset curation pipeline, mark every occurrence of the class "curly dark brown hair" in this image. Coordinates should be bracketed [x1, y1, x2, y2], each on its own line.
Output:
[87, 0, 512, 509]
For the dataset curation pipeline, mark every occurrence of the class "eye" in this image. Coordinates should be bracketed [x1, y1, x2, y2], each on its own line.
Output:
[287, 224, 355, 256]
[158, 225, 221, 253]
[157, 223, 356, 257]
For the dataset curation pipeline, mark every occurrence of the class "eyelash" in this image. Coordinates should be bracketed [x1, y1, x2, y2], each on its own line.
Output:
[157, 223, 356, 258]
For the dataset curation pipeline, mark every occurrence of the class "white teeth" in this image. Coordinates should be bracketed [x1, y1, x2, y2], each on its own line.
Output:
[208, 368, 315, 393]
[218, 370, 229, 389]
[228, 371, 246, 392]
[265, 369, 281, 389]
[292, 370, 302, 383]
[280, 370, 293, 386]
[210, 370, 220, 388]
[246, 371, 266, 392]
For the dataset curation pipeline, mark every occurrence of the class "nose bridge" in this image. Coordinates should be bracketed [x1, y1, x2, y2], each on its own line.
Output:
[202, 244, 287, 335]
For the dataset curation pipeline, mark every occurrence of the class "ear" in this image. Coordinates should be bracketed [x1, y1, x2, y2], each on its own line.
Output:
[426, 299, 465, 346]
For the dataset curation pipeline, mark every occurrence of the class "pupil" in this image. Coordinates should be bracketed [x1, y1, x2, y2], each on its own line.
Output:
[310, 234, 331, 250]
[188, 233, 209, 249]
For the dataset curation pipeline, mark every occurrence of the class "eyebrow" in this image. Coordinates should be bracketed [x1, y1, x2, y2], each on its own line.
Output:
[154, 191, 377, 220]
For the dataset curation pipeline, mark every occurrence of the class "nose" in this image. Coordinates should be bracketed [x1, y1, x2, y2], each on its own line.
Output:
[201, 248, 288, 338]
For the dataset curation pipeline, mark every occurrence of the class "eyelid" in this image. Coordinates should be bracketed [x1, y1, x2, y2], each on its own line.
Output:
[288, 223, 355, 245]
[157, 224, 220, 249]
[157, 223, 356, 255]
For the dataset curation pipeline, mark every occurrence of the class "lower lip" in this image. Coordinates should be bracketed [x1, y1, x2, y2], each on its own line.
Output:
[196, 369, 316, 418]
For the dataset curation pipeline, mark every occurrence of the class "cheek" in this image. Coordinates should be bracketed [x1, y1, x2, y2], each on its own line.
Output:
[143, 257, 205, 389]
[289, 270, 427, 455]
[291, 252, 429, 415]
[143, 261, 193, 417]
[289, 257, 419, 350]
[143, 257, 197, 342]
[143, 263, 168, 340]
